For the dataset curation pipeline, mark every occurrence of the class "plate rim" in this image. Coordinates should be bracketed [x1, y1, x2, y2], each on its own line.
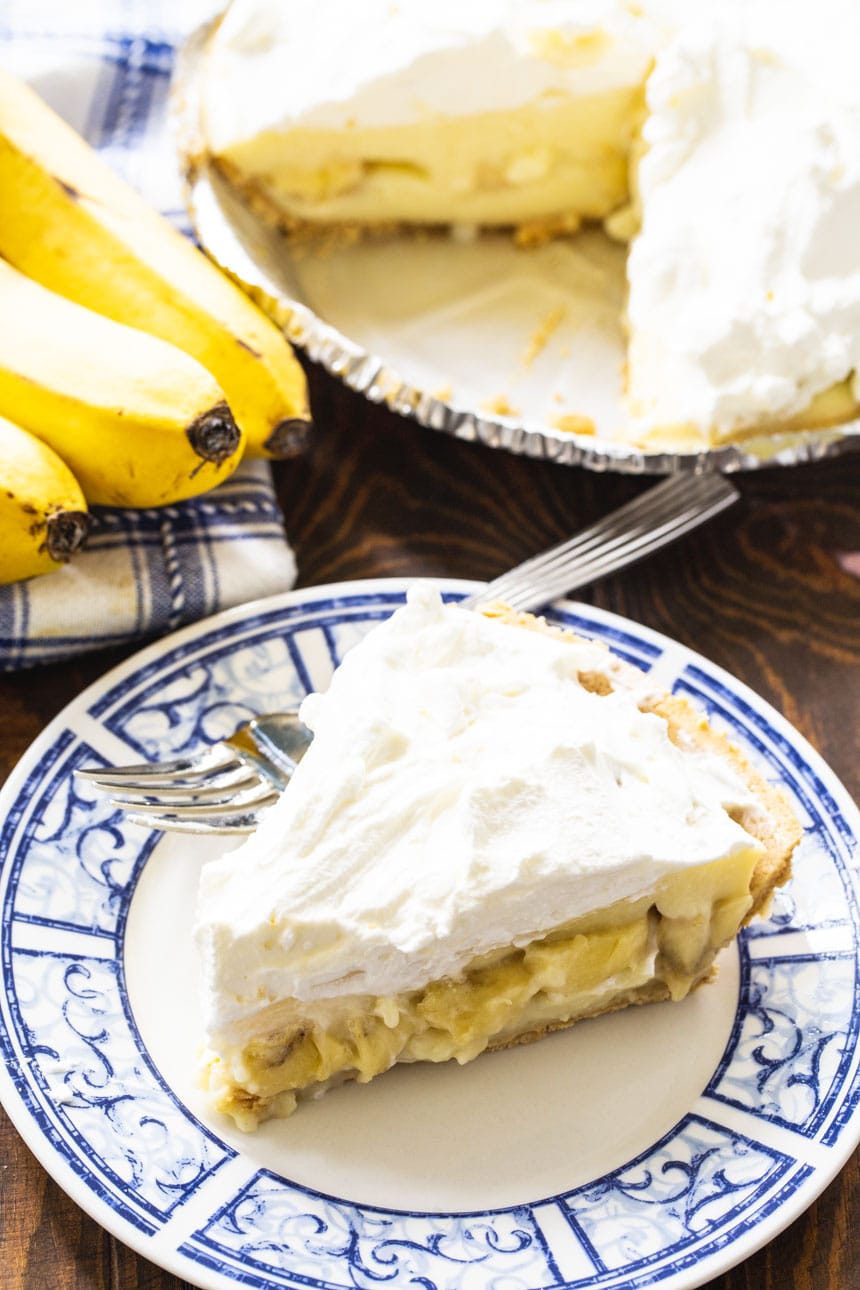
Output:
[1, 575, 858, 1290]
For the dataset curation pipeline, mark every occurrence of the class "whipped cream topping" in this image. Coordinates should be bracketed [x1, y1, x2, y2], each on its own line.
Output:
[195, 586, 759, 1032]
[202, 0, 671, 148]
[626, 0, 860, 437]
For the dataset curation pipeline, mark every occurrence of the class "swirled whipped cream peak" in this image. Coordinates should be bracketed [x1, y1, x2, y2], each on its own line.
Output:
[195, 585, 762, 1035]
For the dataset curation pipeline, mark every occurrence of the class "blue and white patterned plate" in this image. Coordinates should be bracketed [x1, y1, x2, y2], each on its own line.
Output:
[1, 578, 858, 1290]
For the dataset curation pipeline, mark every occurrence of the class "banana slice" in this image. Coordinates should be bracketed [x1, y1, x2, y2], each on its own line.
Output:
[0, 258, 243, 508]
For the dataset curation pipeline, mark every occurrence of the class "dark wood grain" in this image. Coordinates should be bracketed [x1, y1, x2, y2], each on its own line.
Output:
[1, 358, 858, 1290]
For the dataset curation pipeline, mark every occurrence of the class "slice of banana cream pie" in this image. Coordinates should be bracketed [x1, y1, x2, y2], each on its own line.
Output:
[198, 0, 860, 450]
[194, 587, 801, 1128]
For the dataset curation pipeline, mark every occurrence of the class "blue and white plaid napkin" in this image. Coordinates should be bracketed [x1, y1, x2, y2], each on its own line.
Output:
[0, 1, 299, 670]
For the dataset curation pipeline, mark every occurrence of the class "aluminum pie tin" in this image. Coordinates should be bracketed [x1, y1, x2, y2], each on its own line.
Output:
[174, 18, 860, 476]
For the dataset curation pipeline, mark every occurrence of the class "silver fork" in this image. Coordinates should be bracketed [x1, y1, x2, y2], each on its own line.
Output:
[76, 474, 738, 834]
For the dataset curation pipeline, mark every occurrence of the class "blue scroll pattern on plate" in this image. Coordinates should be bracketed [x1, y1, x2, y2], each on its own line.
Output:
[10, 949, 229, 1226]
[750, 830, 855, 937]
[708, 953, 856, 1135]
[102, 630, 310, 762]
[189, 1176, 556, 1290]
[562, 1115, 793, 1276]
[11, 741, 155, 936]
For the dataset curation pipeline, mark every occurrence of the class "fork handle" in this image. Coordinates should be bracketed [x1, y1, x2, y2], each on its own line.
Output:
[462, 474, 739, 613]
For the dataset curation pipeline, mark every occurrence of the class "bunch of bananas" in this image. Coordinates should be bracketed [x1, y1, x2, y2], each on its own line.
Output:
[0, 69, 310, 584]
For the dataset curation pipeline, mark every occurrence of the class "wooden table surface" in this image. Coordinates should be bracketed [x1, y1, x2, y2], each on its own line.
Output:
[1, 361, 858, 1289]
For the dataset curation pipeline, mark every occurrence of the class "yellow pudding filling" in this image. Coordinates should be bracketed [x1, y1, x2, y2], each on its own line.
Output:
[216, 87, 645, 232]
[203, 846, 760, 1130]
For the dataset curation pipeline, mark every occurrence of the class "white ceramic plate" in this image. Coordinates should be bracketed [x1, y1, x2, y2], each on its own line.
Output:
[1, 578, 859, 1290]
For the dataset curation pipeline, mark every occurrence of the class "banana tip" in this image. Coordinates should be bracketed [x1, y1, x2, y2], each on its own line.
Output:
[187, 401, 242, 464]
[263, 416, 312, 458]
[45, 509, 91, 563]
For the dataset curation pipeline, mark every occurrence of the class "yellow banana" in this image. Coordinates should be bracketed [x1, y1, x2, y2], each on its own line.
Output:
[0, 69, 310, 458]
[0, 258, 243, 508]
[0, 413, 90, 584]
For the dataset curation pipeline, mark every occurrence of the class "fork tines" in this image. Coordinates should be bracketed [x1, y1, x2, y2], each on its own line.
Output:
[75, 742, 242, 791]
[74, 743, 278, 834]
